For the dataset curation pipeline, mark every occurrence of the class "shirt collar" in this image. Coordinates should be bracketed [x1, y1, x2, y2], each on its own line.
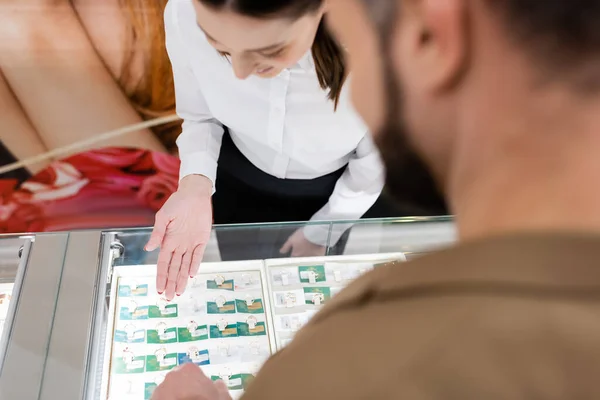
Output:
[296, 50, 314, 71]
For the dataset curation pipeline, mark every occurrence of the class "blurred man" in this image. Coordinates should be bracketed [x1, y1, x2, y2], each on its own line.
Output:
[153, 0, 600, 398]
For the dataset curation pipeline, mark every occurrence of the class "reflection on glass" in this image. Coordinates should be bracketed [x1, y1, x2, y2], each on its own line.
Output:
[0, 286, 13, 340]
[112, 216, 455, 267]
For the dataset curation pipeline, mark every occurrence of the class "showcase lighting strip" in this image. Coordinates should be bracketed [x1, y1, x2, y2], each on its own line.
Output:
[0, 114, 182, 175]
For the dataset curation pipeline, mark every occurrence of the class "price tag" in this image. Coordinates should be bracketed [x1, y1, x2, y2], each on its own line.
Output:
[281, 272, 290, 286]
[334, 270, 343, 282]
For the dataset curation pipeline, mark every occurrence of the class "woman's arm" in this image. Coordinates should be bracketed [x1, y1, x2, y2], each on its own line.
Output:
[0, 2, 165, 153]
[165, 0, 224, 185]
[0, 70, 50, 174]
[303, 133, 386, 245]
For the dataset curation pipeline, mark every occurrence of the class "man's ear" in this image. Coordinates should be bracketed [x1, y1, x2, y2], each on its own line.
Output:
[399, 0, 469, 92]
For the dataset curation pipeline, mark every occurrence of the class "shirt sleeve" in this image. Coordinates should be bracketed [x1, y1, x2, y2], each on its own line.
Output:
[303, 132, 385, 245]
[164, 0, 224, 189]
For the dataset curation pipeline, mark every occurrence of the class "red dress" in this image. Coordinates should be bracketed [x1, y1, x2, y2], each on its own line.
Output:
[0, 148, 180, 233]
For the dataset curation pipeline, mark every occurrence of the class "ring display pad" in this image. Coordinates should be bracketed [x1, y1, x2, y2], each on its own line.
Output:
[265, 253, 406, 348]
[101, 254, 405, 400]
[0, 283, 14, 343]
[102, 261, 274, 400]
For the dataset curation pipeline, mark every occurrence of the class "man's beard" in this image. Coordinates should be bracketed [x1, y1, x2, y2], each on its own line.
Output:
[373, 59, 448, 215]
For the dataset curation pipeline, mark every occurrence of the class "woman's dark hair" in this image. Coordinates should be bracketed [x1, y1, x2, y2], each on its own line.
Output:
[198, 0, 347, 107]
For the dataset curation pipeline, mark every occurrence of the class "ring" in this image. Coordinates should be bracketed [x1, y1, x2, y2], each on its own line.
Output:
[312, 293, 325, 305]
[215, 275, 226, 286]
[126, 300, 138, 313]
[122, 348, 135, 364]
[156, 322, 167, 336]
[217, 318, 228, 331]
[285, 292, 297, 307]
[219, 368, 232, 382]
[155, 348, 167, 362]
[124, 324, 136, 339]
[215, 295, 227, 307]
[188, 346, 200, 359]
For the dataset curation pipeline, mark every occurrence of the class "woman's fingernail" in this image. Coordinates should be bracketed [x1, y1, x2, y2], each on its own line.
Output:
[158, 291, 163, 295]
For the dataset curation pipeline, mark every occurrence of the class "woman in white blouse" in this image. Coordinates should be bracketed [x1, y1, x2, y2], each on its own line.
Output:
[146, 0, 388, 300]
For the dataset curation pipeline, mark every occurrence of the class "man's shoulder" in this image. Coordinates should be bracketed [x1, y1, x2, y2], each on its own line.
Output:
[241, 233, 600, 400]
[312, 232, 600, 325]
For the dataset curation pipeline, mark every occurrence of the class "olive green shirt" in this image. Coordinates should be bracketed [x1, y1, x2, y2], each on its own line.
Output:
[242, 233, 600, 399]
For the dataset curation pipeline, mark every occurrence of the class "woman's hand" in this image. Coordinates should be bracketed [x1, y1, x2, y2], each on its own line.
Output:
[146, 175, 213, 300]
[280, 229, 327, 257]
[151, 363, 232, 400]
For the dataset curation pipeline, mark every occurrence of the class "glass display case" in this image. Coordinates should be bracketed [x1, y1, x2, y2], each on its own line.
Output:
[86, 217, 454, 400]
[0, 231, 71, 400]
[0, 217, 455, 400]
[0, 235, 31, 371]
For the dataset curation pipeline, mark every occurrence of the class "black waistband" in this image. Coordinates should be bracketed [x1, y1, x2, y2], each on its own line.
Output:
[218, 130, 346, 198]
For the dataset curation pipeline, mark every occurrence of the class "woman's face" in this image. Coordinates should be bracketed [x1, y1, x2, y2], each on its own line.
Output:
[193, 1, 323, 79]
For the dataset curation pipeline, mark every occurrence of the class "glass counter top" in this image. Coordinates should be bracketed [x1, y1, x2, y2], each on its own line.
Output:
[84, 217, 455, 399]
[0, 217, 454, 400]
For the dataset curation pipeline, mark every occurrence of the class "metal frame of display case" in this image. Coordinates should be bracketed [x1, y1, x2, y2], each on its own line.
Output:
[0, 233, 70, 400]
[0, 236, 32, 370]
[0, 217, 455, 400]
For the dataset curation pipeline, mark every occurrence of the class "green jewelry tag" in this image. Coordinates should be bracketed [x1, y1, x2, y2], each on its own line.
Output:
[118, 284, 149, 297]
[241, 373, 255, 390]
[210, 374, 244, 391]
[235, 298, 264, 314]
[237, 321, 267, 337]
[206, 279, 234, 291]
[113, 356, 145, 374]
[145, 352, 178, 372]
[144, 383, 157, 400]
[298, 265, 326, 283]
[147, 327, 178, 344]
[148, 304, 178, 318]
[303, 287, 331, 305]
[207, 301, 236, 314]
[177, 325, 209, 342]
[119, 305, 149, 321]
[209, 324, 238, 338]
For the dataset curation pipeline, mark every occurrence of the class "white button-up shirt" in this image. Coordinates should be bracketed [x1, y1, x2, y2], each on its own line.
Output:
[165, 0, 385, 244]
